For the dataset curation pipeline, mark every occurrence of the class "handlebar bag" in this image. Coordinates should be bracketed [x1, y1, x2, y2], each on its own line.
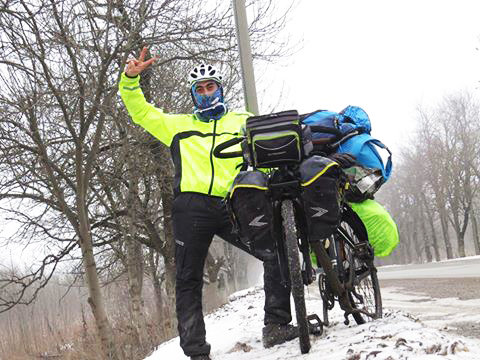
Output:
[299, 155, 343, 241]
[227, 171, 275, 260]
[246, 110, 310, 168]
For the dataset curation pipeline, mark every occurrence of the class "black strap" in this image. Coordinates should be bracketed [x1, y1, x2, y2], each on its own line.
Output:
[213, 137, 244, 159]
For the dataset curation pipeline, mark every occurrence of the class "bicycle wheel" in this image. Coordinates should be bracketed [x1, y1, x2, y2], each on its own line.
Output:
[337, 206, 382, 324]
[281, 200, 310, 354]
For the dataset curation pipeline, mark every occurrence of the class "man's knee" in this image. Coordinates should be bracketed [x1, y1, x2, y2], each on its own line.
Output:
[175, 242, 208, 281]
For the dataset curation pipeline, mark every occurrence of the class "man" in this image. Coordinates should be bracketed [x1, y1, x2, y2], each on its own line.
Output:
[119, 47, 297, 360]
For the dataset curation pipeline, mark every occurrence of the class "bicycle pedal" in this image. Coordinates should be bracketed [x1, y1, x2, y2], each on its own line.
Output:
[306, 314, 323, 336]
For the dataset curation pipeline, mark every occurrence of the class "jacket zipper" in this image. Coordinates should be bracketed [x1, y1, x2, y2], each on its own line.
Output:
[207, 119, 218, 195]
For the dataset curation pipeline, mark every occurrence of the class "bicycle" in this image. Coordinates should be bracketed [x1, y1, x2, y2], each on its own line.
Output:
[213, 110, 382, 354]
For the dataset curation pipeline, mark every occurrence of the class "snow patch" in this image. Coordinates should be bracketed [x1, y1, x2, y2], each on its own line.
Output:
[145, 285, 480, 360]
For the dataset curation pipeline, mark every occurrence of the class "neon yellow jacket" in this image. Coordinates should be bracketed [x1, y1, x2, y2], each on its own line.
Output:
[118, 73, 251, 197]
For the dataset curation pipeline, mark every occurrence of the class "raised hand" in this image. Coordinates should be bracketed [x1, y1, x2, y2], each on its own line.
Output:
[125, 46, 157, 77]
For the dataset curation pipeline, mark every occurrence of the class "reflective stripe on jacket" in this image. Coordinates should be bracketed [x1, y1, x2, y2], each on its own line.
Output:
[118, 73, 251, 197]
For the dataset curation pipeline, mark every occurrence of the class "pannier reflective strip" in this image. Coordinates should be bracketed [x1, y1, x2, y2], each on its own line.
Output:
[301, 162, 339, 187]
[229, 184, 268, 198]
[299, 156, 342, 241]
[252, 131, 300, 145]
[298, 155, 339, 182]
[228, 170, 275, 260]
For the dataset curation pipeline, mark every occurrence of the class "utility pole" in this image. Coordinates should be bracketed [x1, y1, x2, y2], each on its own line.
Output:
[232, 0, 259, 115]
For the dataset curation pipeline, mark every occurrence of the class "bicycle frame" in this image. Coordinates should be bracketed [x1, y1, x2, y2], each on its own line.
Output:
[336, 225, 375, 288]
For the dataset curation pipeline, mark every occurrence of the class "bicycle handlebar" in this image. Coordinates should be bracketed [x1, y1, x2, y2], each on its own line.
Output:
[213, 124, 348, 159]
[213, 137, 244, 159]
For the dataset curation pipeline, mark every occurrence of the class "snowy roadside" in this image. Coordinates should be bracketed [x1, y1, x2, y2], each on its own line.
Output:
[145, 285, 480, 359]
[381, 285, 480, 339]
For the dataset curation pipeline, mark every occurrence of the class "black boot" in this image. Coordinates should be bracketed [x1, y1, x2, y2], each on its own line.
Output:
[190, 355, 211, 360]
[262, 323, 299, 348]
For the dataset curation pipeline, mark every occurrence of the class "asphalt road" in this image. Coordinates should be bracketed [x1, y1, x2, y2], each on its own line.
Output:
[377, 256, 480, 280]
[379, 277, 480, 301]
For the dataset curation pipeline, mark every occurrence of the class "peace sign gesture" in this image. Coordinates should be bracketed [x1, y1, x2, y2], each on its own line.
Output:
[125, 46, 157, 77]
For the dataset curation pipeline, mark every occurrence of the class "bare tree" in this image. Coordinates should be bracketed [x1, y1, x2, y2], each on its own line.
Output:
[0, 0, 293, 357]
[439, 92, 480, 257]
[381, 91, 480, 264]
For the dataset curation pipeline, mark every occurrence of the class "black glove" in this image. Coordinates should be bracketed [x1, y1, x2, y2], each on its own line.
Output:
[328, 152, 356, 168]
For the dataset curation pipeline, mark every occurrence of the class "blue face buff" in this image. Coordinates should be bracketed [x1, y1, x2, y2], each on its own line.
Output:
[191, 85, 227, 122]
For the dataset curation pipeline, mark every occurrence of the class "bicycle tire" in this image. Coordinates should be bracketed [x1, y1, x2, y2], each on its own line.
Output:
[282, 200, 310, 354]
[337, 206, 382, 324]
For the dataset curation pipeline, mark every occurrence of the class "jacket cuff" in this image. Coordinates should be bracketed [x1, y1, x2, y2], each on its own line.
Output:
[121, 72, 140, 84]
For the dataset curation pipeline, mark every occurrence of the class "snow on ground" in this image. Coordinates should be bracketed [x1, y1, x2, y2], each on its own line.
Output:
[145, 285, 480, 360]
[381, 287, 480, 329]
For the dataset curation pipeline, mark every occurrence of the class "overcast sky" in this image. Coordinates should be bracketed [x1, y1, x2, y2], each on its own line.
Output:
[2, 0, 480, 266]
[256, 0, 480, 153]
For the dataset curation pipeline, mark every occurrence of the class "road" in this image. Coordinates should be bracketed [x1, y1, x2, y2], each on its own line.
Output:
[376, 256, 480, 340]
[377, 256, 480, 280]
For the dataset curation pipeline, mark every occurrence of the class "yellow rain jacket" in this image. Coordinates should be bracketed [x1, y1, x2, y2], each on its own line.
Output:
[119, 73, 250, 197]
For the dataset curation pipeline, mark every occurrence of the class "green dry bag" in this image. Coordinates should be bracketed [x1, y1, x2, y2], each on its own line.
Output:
[349, 199, 399, 257]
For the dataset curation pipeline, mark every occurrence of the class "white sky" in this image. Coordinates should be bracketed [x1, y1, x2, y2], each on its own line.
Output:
[3, 0, 480, 267]
[257, 0, 480, 153]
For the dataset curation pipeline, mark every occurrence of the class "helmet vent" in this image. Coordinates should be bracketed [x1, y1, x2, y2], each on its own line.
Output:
[188, 64, 223, 86]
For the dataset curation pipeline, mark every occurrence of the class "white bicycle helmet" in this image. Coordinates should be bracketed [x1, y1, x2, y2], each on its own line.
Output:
[188, 64, 223, 86]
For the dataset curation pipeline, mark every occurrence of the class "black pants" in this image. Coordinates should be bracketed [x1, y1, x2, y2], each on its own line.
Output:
[173, 192, 291, 357]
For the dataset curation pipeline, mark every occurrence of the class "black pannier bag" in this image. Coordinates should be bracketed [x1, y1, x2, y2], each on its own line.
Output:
[299, 155, 343, 241]
[244, 110, 312, 168]
[227, 171, 275, 260]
